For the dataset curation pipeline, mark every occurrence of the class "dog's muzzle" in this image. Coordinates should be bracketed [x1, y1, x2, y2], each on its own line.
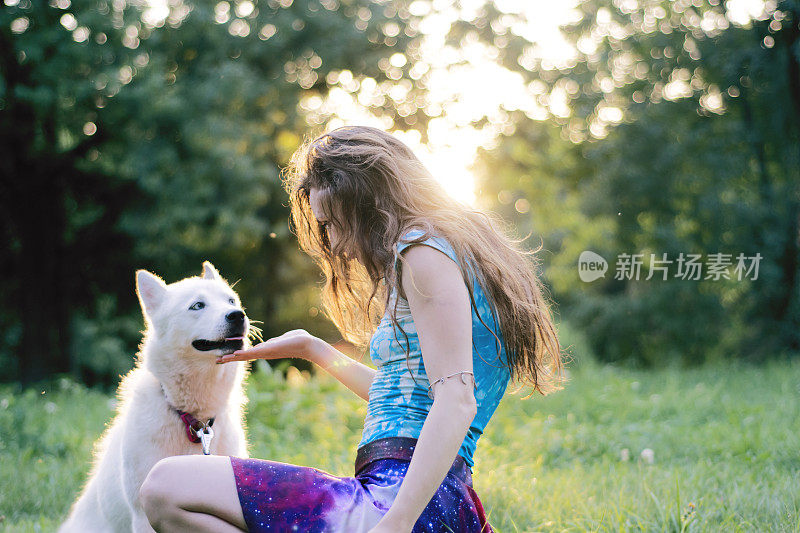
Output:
[192, 312, 247, 353]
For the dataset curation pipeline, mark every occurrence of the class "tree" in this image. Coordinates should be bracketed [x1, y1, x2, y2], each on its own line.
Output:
[463, 0, 800, 363]
[0, 0, 426, 384]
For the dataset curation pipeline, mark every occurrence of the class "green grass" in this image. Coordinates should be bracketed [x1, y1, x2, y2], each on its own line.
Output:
[1, 356, 798, 532]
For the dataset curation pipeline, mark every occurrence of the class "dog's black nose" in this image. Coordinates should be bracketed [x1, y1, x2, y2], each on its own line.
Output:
[226, 310, 245, 323]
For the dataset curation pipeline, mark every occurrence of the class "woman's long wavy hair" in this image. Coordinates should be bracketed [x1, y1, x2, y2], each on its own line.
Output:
[282, 125, 566, 396]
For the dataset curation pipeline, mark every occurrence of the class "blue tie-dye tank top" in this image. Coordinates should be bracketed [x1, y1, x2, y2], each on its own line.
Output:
[358, 228, 512, 468]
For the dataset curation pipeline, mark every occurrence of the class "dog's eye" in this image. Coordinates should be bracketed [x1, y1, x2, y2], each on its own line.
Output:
[228, 298, 235, 305]
[189, 301, 205, 311]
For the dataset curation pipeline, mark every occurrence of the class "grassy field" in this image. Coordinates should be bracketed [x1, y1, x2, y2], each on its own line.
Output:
[1, 355, 798, 532]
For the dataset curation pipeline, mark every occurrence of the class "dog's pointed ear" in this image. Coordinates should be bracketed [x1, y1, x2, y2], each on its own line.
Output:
[202, 261, 220, 281]
[136, 270, 167, 314]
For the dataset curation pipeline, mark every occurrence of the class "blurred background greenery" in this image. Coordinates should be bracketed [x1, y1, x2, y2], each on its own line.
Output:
[1, 0, 798, 388]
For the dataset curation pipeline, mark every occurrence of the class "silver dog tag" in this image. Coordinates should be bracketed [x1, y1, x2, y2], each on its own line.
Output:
[198, 426, 214, 455]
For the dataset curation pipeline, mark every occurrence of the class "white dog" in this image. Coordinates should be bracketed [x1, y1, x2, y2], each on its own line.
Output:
[59, 262, 250, 533]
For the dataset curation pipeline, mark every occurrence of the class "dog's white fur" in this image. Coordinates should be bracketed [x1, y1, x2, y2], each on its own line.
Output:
[59, 262, 250, 533]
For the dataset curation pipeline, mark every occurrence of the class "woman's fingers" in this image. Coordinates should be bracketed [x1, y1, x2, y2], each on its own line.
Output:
[216, 330, 315, 364]
[216, 341, 272, 364]
[215, 353, 250, 364]
[216, 336, 300, 364]
[234, 339, 274, 355]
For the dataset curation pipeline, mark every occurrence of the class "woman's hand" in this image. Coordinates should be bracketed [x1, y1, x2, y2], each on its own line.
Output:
[216, 329, 317, 364]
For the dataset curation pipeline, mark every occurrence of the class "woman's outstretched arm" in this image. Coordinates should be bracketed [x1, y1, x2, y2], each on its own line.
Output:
[307, 337, 375, 401]
[218, 331, 375, 401]
[369, 243, 477, 533]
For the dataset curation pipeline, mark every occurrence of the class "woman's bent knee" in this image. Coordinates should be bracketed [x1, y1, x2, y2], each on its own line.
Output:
[141, 456, 183, 527]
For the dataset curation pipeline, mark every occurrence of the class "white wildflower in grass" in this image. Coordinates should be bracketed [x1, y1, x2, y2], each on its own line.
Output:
[620, 448, 630, 461]
[640, 448, 655, 464]
[45, 401, 57, 414]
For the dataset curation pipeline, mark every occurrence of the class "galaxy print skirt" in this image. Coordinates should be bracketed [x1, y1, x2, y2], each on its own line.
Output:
[229, 436, 494, 532]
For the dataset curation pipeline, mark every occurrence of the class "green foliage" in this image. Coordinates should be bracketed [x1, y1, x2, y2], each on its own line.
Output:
[466, 1, 800, 365]
[69, 294, 143, 387]
[3, 0, 799, 383]
[0, 0, 423, 384]
[1, 355, 798, 531]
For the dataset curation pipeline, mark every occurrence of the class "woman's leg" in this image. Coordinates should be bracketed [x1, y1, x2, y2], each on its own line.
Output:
[140, 455, 248, 533]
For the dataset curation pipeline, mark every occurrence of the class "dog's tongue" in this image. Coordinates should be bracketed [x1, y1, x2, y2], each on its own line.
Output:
[225, 336, 244, 341]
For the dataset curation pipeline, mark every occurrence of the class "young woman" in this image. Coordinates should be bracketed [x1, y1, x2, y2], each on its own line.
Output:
[141, 125, 565, 532]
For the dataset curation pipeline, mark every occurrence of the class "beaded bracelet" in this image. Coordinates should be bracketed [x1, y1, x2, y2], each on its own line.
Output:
[426, 371, 477, 400]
